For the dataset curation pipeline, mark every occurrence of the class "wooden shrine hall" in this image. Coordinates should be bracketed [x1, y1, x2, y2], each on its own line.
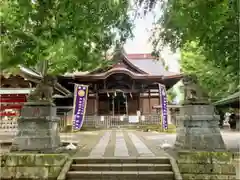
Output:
[57, 51, 182, 116]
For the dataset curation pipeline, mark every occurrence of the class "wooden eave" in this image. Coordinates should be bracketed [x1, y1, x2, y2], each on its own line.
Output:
[73, 70, 183, 81]
[59, 70, 183, 85]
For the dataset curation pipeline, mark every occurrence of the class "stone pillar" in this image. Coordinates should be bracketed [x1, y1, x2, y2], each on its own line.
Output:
[12, 102, 61, 152]
[233, 153, 240, 179]
[174, 105, 226, 151]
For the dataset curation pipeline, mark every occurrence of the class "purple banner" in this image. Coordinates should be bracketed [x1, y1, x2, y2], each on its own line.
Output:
[72, 84, 89, 131]
[159, 84, 168, 129]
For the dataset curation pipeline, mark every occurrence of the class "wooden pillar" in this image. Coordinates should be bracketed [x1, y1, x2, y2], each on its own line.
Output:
[95, 93, 98, 115]
[94, 84, 98, 115]
[112, 95, 115, 116]
[132, 80, 135, 90]
[148, 89, 151, 114]
[138, 93, 140, 110]
[125, 95, 128, 115]
[104, 79, 106, 89]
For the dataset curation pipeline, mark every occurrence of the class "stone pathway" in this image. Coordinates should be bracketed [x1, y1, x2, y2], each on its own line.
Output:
[0, 130, 168, 157]
[114, 131, 128, 157]
[75, 130, 166, 157]
[89, 131, 111, 157]
[128, 132, 155, 157]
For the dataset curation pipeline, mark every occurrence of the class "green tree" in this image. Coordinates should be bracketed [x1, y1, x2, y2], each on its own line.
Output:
[167, 88, 177, 104]
[1, 0, 133, 75]
[137, 0, 239, 98]
[181, 41, 238, 100]
[151, 0, 238, 66]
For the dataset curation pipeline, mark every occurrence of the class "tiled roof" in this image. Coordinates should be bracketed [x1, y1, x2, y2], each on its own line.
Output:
[127, 54, 155, 59]
[126, 54, 178, 76]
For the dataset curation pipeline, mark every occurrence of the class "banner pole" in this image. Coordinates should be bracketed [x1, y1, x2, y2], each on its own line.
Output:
[71, 84, 77, 133]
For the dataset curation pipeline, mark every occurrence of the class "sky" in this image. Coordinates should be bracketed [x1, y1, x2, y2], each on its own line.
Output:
[123, 6, 183, 103]
[124, 6, 180, 74]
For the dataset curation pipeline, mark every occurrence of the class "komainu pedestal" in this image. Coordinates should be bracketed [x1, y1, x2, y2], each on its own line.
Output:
[12, 102, 61, 152]
[174, 75, 226, 151]
[174, 105, 226, 151]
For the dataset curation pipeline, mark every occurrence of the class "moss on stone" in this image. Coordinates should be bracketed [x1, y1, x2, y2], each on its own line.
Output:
[48, 166, 62, 178]
[17, 154, 36, 166]
[1, 167, 16, 179]
[182, 173, 236, 180]
[177, 151, 236, 180]
[178, 163, 235, 175]
[178, 151, 233, 164]
[35, 153, 68, 166]
[15, 167, 49, 179]
[0, 153, 69, 179]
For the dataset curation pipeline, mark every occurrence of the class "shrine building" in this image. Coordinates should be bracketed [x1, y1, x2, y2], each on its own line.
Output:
[57, 51, 182, 117]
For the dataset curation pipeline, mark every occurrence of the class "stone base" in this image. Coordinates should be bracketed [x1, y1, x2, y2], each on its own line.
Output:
[174, 105, 226, 151]
[12, 102, 61, 152]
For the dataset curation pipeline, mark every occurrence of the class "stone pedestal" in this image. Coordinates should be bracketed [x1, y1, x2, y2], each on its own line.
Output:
[174, 105, 226, 151]
[234, 153, 240, 180]
[12, 101, 61, 152]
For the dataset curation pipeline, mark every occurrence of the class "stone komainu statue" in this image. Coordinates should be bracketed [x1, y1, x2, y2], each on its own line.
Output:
[182, 75, 209, 105]
[28, 75, 57, 102]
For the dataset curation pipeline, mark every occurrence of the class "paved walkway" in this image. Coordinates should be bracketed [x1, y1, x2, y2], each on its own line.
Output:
[74, 130, 167, 157]
[0, 130, 167, 157]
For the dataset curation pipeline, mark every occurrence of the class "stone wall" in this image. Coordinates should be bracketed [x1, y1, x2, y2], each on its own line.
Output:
[0, 153, 68, 179]
[177, 151, 237, 180]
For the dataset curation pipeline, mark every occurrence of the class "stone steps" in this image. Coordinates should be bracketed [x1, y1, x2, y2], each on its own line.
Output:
[72, 157, 170, 164]
[66, 157, 175, 180]
[70, 163, 172, 171]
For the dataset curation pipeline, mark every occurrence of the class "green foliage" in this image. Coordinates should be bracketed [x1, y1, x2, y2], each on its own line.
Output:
[139, 0, 239, 99]
[181, 41, 239, 100]
[152, 0, 239, 64]
[167, 88, 177, 103]
[1, 0, 133, 74]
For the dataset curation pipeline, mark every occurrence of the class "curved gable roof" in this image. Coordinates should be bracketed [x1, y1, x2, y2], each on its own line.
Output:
[129, 58, 177, 76]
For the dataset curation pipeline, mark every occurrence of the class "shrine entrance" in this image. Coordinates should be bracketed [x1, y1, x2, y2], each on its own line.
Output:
[110, 91, 127, 116]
